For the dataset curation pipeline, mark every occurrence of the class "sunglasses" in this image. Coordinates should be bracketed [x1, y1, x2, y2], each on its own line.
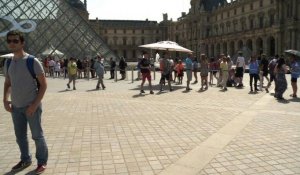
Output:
[7, 39, 20, 44]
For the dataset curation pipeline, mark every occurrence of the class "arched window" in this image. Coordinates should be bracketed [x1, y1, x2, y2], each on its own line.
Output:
[226, 21, 231, 33]
[268, 9, 276, 26]
[240, 17, 246, 31]
[258, 13, 265, 28]
[123, 37, 127, 45]
[220, 23, 225, 34]
[248, 15, 255, 29]
[233, 19, 238, 32]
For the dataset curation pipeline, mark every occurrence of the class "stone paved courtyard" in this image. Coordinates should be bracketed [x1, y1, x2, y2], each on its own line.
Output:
[0, 71, 299, 175]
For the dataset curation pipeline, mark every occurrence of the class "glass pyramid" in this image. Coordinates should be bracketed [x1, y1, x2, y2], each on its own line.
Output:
[0, 0, 117, 60]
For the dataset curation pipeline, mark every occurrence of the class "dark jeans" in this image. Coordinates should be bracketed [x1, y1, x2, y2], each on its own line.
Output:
[12, 105, 48, 165]
[90, 70, 95, 78]
[110, 70, 114, 78]
[249, 73, 258, 90]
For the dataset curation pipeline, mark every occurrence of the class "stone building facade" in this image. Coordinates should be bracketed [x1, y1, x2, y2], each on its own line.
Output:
[89, 19, 165, 61]
[167, 0, 300, 59]
[88, 0, 299, 61]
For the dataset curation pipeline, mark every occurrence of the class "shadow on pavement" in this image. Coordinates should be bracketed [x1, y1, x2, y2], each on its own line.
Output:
[132, 93, 153, 98]
[4, 169, 35, 175]
[3, 171, 14, 175]
[277, 99, 290, 104]
[57, 89, 72, 93]
[86, 89, 100, 92]
[130, 84, 185, 93]
[198, 88, 208, 93]
[288, 97, 300, 103]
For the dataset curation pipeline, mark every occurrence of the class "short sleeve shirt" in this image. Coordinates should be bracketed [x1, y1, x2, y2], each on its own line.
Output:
[4, 54, 44, 107]
[236, 56, 245, 68]
[160, 58, 171, 75]
[68, 62, 77, 75]
[220, 61, 228, 72]
[291, 61, 300, 78]
[185, 57, 193, 70]
[140, 58, 150, 74]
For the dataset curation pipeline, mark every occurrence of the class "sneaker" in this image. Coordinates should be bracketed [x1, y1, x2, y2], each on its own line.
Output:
[73, 87, 76, 90]
[96, 86, 100, 90]
[140, 90, 145, 93]
[67, 84, 70, 89]
[265, 88, 269, 93]
[35, 164, 46, 174]
[102, 86, 106, 90]
[277, 97, 285, 100]
[150, 91, 154, 94]
[11, 161, 32, 172]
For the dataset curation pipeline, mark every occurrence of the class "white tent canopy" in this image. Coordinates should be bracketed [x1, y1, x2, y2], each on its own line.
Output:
[42, 45, 64, 56]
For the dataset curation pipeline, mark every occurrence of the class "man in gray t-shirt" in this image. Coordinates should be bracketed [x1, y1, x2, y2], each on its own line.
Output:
[159, 52, 173, 91]
[3, 30, 48, 174]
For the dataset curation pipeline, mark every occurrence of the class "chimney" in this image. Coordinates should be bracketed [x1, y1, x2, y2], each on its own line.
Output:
[84, 0, 87, 10]
[163, 13, 168, 21]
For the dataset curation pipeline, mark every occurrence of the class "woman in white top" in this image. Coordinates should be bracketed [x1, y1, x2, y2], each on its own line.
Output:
[54, 61, 61, 77]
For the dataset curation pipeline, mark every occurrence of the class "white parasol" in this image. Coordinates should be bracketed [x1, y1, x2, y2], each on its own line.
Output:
[139, 41, 193, 53]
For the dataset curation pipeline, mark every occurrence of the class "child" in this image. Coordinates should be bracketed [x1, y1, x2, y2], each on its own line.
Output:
[175, 60, 184, 84]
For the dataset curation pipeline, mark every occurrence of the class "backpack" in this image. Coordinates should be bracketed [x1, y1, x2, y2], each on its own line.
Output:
[6, 55, 40, 90]
[161, 58, 171, 73]
[268, 59, 277, 74]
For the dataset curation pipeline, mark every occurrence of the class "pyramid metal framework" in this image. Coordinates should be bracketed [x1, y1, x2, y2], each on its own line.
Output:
[0, 0, 117, 60]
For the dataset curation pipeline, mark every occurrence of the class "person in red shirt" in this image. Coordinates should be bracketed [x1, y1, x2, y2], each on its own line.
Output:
[140, 51, 154, 94]
[175, 60, 184, 84]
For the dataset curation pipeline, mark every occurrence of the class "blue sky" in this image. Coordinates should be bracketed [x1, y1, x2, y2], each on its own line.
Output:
[86, 0, 190, 22]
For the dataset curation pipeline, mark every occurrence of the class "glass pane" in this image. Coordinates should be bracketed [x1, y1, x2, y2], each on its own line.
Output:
[0, 0, 117, 60]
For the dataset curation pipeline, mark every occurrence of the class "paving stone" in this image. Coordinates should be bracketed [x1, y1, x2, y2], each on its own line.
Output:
[0, 74, 299, 175]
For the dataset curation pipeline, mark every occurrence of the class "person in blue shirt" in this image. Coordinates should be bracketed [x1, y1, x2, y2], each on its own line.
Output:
[185, 53, 193, 91]
[248, 56, 259, 92]
[289, 55, 300, 98]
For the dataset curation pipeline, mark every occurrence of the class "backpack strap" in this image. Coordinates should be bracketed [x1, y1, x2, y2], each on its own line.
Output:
[26, 55, 40, 90]
[26, 55, 36, 78]
[5, 58, 12, 75]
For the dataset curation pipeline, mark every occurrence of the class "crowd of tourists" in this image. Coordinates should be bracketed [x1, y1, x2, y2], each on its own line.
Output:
[41, 50, 299, 100]
[137, 51, 299, 100]
[41, 55, 128, 90]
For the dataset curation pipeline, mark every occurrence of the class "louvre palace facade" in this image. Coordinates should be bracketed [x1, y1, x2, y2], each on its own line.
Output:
[1, 0, 299, 62]
[169, 0, 300, 59]
[89, 0, 299, 61]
